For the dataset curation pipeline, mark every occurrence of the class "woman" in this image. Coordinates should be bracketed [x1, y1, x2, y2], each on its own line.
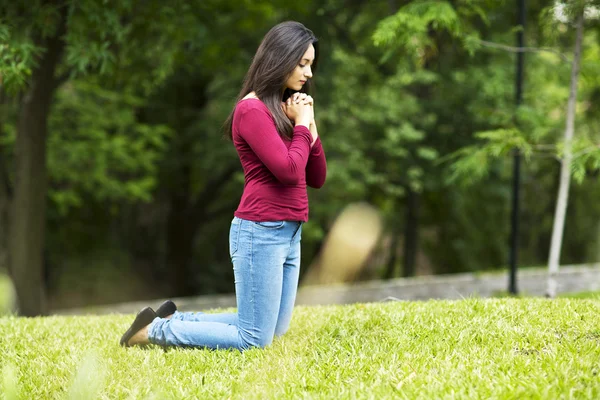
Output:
[120, 21, 327, 350]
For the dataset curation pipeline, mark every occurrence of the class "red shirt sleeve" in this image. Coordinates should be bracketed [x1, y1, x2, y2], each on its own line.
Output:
[306, 137, 327, 188]
[237, 104, 313, 185]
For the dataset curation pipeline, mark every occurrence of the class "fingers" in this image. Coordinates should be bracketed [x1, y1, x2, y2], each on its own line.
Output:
[302, 95, 313, 106]
[290, 93, 313, 105]
[293, 93, 307, 102]
[284, 94, 314, 114]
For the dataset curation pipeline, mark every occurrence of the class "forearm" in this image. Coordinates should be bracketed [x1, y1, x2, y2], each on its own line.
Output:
[305, 138, 327, 188]
[240, 106, 313, 185]
[305, 119, 326, 188]
[309, 118, 319, 146]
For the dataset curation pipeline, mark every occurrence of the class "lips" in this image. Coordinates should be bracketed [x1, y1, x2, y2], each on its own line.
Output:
[300, 80, 306, 84]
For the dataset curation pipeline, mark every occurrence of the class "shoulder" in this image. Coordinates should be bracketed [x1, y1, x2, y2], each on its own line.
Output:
[236, 98, 269, 114]
[234, 98, 274, 123]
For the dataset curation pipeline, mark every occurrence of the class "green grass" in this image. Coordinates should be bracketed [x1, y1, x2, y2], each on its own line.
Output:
[1, 298, 600, 399]
[560, 290, 600, 299]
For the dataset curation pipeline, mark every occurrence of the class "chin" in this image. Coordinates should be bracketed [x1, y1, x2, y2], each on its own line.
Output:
[285, 85, 303, 92]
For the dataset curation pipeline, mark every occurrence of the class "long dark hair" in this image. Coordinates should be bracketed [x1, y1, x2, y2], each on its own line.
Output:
[224, 21, 319, 140]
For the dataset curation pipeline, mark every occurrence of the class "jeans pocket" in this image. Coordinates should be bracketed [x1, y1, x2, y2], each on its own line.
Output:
[254, 221, 285, 229]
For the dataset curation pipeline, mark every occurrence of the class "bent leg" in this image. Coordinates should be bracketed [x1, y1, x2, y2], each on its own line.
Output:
[149, 318, 240, 348]
[230, 220, 288, 348]
[275, 224, 302, 337]
[148, 218, 291, 350]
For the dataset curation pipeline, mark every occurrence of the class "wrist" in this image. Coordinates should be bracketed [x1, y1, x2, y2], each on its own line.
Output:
[295, 117, 311, 128]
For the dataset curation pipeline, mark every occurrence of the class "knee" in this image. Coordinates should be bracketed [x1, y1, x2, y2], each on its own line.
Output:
[239, 332, 274, 350]
[274, 326, 288, 337]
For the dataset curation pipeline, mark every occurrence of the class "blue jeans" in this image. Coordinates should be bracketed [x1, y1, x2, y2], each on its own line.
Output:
[148, 216, 303, 350]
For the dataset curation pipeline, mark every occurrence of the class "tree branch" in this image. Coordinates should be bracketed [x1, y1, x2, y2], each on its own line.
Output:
[532, 144, 558, 152]
[529, 153, 560, 160]
[473, 39, 571, 63]
[572, 144, 600, 159]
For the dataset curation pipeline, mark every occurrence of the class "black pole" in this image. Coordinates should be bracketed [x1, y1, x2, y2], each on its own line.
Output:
[509, 0, 525, 295]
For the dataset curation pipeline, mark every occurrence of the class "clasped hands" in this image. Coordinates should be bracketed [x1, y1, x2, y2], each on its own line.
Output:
[282, 93, 314, 128]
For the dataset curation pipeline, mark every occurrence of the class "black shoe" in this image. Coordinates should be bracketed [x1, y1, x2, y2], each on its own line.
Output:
[119, 306, 157, 347]
[156, 300, 177, 318]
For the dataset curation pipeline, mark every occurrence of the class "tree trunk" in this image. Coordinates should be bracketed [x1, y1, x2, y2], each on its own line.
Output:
[9, 9, 66, 316]
[0, 91, 11, 273]
[546, 10, 584, 298]
[0, 153, 9, 273]
[402, 188, 420, 277]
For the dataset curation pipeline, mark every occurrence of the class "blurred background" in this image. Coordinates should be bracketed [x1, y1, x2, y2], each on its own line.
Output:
[1, 0, 599, 316]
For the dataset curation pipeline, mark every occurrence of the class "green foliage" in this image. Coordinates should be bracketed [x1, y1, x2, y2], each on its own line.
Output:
[373, 0, 493, 62]
[0, 1, 62, 92]
[0, 80, 172, 215]
[570, 137, 600, 183]
[1, 299, 600, 398]
[0, 1, 208, 95]
[0, 25, 40, 94]
[373, 1, 462, 50]
[2, 0, 600, 298]
[315, 2, 456, 221]
[444, 8, 600, 186]
[51, 81, 171, 209]
[443, 129, 532, 185]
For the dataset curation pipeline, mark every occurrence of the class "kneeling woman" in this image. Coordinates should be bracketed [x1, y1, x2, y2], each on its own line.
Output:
[120, 20, 327, 350]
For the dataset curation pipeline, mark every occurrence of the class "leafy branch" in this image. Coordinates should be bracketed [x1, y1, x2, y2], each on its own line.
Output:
[467, 38, 571, 63]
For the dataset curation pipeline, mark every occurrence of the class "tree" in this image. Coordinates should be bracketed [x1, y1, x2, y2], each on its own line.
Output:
[444, 0, 600, 293]
[0, 0, 205, 315]
[370, 0, 498, 277]
[547, 2, 594, 298]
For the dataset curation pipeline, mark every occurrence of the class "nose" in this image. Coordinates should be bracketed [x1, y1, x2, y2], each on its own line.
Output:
[304, 66, 312, 79]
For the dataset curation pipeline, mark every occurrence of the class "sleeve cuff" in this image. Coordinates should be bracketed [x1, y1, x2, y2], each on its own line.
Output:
[310, 136, 322, 154]
[293, 124, 313, 144]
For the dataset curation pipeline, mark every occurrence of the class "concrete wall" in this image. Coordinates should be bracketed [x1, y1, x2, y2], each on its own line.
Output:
[53, 263, 600, 315]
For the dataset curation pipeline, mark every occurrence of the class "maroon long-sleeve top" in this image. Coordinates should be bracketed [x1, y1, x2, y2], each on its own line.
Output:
[232, 98, 327, 222]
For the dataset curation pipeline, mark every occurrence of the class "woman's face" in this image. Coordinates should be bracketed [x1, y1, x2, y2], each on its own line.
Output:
[284, 44, 315, 91]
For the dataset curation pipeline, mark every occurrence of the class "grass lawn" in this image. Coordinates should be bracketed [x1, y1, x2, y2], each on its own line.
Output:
[560, 290, 600, 299]
[1, 298, 599, 399]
